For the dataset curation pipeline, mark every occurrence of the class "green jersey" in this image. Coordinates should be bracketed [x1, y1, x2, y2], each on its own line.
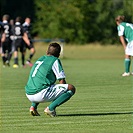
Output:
[117, 22, 133, 42]
[25, 55, 65, 94]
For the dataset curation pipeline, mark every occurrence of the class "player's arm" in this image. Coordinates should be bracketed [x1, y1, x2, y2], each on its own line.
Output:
[52, 59, 66, 84]
[23, 32, 30, 45]
[1, 33, 6, 42]
[119, 36, 127, 50]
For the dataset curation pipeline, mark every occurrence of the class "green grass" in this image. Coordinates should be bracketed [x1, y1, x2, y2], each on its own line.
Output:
[0, 43, 133, 133]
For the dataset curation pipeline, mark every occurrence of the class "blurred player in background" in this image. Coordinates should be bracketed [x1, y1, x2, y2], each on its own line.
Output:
[12, 16, 30, 68]
[115, 15, 133, 76]
[9, 19, 15, 57]
[22, 17, 35, 67]
[0, 21, 4, 54]
[1, 14, 12, 67]
[25, 43, 76, 117]
[9, 19, 14, 28]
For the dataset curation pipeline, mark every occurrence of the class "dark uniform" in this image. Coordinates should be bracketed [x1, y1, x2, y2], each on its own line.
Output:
[0, 21, 4, 36]
[22, 18, 35, 66]
[1, 20, 12, 66]
[0, 21, 4, 52]
[12, 22, 25, 52]
[22, 22, 34, 49]
[12, 21, 26, 66]
[0, 21, 4, 33]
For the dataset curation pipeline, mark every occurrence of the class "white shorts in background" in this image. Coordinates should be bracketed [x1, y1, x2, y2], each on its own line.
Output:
[26, 84, 68, 103]
[125, 41, 133, 56]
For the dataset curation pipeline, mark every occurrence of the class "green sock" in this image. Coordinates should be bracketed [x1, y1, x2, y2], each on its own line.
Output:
[125, 59, 130, 73]
[31, 102, 39, 109]
[49, 90, 74, 111]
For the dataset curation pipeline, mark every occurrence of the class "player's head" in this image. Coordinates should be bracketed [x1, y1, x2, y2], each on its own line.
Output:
[15, 16, 22, 23]
[47, 43, 61, 57]
[115, 15, 125, 25]
[10, 19, 14, 25]
[25, 17, 31, 24]
[2, 14, 10, 21]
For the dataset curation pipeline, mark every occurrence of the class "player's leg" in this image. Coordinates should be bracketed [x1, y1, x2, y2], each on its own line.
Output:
[13, 41, 19, 68]
[122, 54, 131, 76]
[13, 50, 19, 67]
[123, 43, 133, 76]
[1, 53, 6, 67]
[44, 84, 76, 117]
[9, 40, 15, 61]
[20, 44, 26, 67]
[26, 89, 47, 116]
[26, 94, 40, 116]
[26, 42, 35, 66]
[29, 47, 35, 61]
[48, 84, 75, 110]
[30, 102, 40, 116]
[5, 40, 12, 66]
[21, 52, 25, 67]
[7, 39, 13, 66]
[1, 43, 7, 67]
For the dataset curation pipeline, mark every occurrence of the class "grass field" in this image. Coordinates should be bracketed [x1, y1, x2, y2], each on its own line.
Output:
[0, 43, 133, 133]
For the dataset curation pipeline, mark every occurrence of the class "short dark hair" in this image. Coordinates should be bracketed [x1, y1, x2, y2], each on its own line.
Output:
[3, 14, 10, 21]
[15, 16, 22, 23]
[47, 43, 61, 57]
[115, 15, 125, 23]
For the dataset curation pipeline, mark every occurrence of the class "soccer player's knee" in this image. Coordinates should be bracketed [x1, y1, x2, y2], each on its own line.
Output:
[32, 48, 35, 53]
[68, 84, 76, 94]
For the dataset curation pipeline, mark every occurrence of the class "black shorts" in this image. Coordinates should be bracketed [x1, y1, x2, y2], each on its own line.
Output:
[1, 38, 12, 54]
[13, 38, 25, 52]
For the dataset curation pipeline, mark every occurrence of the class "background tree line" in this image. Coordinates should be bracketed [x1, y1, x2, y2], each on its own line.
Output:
[1, 0, 133, 44]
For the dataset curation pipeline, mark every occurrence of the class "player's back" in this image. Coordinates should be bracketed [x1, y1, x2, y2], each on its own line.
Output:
[13, 23, 24, 38]
[22, 22, 31, 38]
[25, 55, 58, 94]
[119, 22, 133, 42]
[3, 22, 12, 38]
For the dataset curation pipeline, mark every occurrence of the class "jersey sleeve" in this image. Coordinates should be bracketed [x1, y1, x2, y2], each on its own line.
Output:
[117, 25, 124, 36]
[52, 59, 66, 80]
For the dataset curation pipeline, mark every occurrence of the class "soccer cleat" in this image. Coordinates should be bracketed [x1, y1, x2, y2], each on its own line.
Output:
[26, 61, 33, 67]
[30, 106, 40, 116]
[122, 72, 130, 77]
[44, 107, 56, 117]
[13, 64, 19, 68]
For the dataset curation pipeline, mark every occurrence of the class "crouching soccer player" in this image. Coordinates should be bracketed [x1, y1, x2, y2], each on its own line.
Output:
[25, 43, 76, 117]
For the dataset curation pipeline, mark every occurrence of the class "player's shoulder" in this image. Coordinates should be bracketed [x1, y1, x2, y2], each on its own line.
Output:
[22, 22, 26, 27]
[120, 22, 128, 27]
[36, 55, 45, 61]
[41, 55, 59, 63]
[3, 22, 11, 27]
[118, 23, 125, 29]
[14, 23, 21, 27]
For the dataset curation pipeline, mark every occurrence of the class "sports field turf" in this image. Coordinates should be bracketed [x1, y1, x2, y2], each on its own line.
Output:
[0, 43, 133, 133]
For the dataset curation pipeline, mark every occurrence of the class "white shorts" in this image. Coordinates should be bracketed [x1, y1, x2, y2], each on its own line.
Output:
[26, 84, 68, 103]
[125, 41, 133, 56]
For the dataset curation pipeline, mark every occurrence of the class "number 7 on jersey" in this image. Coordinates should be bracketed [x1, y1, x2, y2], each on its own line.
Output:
[32, 61, 44, 77]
